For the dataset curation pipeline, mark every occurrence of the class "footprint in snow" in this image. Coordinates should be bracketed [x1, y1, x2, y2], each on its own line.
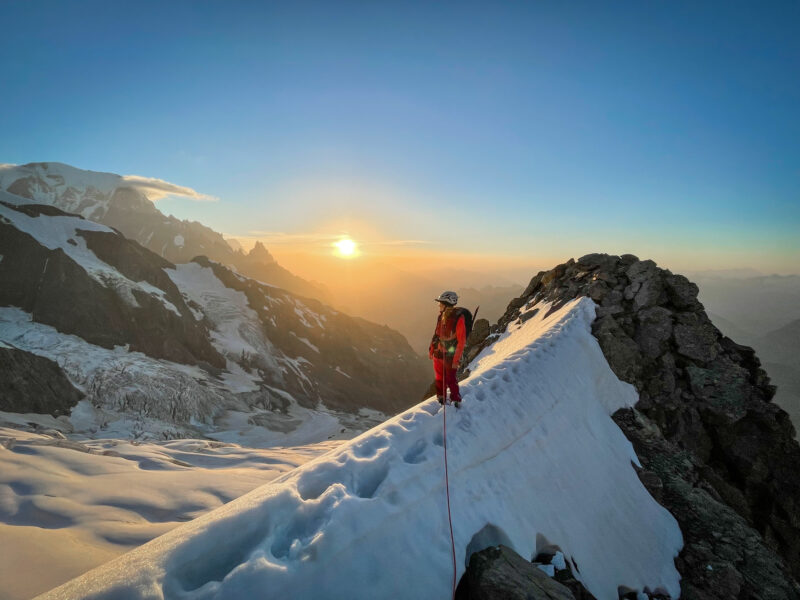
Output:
[458, 411, 473, 432]
[352, 435, 389, 459]
[422, 403, 440, 416]
[403, 438, 427, 464]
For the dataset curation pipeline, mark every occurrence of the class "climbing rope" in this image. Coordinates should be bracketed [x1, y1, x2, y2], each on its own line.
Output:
[442, 354, 457, 599]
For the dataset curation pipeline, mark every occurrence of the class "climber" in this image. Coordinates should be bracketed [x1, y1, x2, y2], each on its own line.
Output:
[429, 291, 468, 408]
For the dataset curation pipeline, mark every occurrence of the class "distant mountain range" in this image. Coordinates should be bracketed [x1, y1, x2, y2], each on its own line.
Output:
[282, 251, 523, 354]
[0, 186, 429, 442]
[0, 162, 523, 355]
[695, 272, 800, 334]
[0, 162, 329, 302]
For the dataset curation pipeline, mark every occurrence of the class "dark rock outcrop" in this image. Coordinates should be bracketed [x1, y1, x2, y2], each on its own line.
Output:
[0, 346, 83, 415]
[456, 545, 577, 600]
[462, 253, 800, 599]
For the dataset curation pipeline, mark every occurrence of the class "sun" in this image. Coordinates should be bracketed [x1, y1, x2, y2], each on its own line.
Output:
[334, 238, 358, 258]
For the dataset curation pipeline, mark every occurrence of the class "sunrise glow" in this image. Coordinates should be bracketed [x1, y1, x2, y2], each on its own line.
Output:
[334, 238, 358, 258]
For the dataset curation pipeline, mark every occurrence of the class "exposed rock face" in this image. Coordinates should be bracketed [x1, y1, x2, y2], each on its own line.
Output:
[193, 257, 430, 414]
[0, 346, 83, 415]
[462, 253, 800, 599]
[0, 203, 225, 368]
[456, 545, 577, 600]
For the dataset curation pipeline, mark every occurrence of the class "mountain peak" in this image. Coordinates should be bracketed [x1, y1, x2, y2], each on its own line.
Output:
[248, 240, 275, 264]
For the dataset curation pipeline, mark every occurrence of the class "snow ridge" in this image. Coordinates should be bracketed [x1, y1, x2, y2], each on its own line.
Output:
[40, 297, 682, 600]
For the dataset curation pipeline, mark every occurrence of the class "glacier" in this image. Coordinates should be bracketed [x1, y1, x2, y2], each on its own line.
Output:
[39, 297, 683, 600]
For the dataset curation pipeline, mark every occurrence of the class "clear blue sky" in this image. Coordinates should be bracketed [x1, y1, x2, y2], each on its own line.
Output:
[1, 0, 798, 272]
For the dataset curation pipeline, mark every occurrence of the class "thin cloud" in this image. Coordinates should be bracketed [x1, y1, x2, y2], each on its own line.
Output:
[377, 239, 433, 247]
[121, 175, 218, 202]
[246, 232, 341, 245]
[245, 231, 432, 247]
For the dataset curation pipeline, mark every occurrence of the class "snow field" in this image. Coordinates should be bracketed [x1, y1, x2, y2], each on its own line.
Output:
[40, 297, 683, 600]
[0, 428, 337, 600]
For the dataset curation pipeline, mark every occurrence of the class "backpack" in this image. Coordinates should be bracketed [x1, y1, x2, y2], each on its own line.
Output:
[453, 306, 478, 338]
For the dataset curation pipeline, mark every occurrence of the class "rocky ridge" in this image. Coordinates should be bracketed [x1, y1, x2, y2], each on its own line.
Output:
[462, 253, 800, 599]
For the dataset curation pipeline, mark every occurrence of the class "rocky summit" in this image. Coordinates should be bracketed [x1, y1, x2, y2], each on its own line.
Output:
[463, 253, 800, 600]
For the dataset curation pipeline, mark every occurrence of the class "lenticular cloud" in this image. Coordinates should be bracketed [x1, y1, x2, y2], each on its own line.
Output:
[121, 175, 218, 202]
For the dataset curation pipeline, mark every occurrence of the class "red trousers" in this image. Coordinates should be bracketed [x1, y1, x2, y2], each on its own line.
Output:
[433, 357, 461, 403]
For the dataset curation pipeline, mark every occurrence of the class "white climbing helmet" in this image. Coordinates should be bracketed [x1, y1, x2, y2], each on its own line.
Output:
[435, 290, 458, 306]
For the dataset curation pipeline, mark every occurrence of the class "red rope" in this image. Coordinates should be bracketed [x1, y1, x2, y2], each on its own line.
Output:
[442, 359, 457, 599]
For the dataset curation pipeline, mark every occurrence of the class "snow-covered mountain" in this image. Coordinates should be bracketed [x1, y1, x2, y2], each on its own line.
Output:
[0, 162, 328, 301]
[34, 253, 800, 600]
[37, 297, 685, 600]
[0, 190, 429, 442]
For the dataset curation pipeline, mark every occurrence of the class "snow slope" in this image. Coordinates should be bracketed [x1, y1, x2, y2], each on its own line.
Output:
[0, 428, 337, 600]
[165, 262, 282, 376]
[0, 192, 180, 315]
[40, 297, 683, 600]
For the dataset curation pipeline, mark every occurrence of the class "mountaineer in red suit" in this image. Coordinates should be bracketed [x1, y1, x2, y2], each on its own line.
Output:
[429, 291, 467, 407]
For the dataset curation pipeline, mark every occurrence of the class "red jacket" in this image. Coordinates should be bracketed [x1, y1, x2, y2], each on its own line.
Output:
[429, 307, 467, 364]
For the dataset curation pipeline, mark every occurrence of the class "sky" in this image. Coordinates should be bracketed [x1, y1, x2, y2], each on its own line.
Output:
[1, 0, 798, 277]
